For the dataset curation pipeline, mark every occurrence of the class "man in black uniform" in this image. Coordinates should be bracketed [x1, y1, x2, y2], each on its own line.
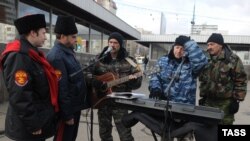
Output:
[47, 15, 90, 141]
[0, 14, 58, 141]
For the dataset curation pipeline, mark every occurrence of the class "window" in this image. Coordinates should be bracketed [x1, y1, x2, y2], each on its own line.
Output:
[90, 28, 102, 54]
[76, 23, 89, 53]
[244, 52, 249, 60]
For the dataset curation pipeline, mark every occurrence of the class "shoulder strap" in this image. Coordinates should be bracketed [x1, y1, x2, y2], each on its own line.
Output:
[125, 57, 137, 68]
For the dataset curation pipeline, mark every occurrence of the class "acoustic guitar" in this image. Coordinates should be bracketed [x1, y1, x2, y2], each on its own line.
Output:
[91, 71, 143, 108]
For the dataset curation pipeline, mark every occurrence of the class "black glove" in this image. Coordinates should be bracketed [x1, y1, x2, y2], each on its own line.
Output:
[175, 35, 190, 46]
[229, 99, 239, 114]
[149, 90, 162, 99]
[92, 79, 108, 92]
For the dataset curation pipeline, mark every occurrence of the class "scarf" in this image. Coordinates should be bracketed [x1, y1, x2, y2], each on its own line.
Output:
[1, 40, 59, 112]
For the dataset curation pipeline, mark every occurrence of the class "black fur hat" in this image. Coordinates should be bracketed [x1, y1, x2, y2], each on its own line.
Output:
[54, 16, 78, 35]
[207, 33, 224, 45]
[14, 14, 46, 34]
[108, 32, 124, 47]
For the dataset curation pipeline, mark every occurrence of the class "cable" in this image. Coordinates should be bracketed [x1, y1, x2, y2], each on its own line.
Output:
[114, 0, 250, 25]
[84, 96, 110, 141]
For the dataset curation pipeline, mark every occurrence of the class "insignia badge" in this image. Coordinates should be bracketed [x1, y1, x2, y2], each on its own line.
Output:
[55, 69, 62, 80]
[15, 70, 28, 86]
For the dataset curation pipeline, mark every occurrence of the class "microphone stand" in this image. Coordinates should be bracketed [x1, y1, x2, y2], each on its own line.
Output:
[69, 53, 108, 141]
[69, 53, 108, 78]
[161, 57, 185, 141]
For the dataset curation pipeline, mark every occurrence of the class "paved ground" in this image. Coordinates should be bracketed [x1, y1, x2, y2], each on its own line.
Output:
[0, 77, 250, 141]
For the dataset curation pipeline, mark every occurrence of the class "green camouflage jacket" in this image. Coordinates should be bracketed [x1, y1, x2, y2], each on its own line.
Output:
[199, 46, 247, 101]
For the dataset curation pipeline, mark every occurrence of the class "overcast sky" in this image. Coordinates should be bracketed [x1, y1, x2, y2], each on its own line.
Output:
[113, 0, 250, 35]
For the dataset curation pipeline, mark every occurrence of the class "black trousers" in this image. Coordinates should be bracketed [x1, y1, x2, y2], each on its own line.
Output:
[53, 111, 81, 141]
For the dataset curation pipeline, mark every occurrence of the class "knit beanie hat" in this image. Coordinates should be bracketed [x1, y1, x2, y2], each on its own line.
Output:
[54, 15, 78, 35]
[14, 14, 46, 34]
[174, 37, 183, 46]
[108, 32, 124, 47]
[207, 33, 224, 45]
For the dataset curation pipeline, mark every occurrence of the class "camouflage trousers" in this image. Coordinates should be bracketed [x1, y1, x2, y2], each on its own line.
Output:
[205, 98, 234, 125]
[98, 102, 134, 141]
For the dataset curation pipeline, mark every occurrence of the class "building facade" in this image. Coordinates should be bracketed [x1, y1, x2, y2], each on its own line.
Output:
[0, 0, 141, 102]
[0, 0, 140, 53]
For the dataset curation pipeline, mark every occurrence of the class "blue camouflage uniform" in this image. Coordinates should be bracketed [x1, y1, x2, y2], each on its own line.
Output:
[149, 40, 208, 105]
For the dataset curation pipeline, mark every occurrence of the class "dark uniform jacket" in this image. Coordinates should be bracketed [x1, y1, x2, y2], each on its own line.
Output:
[46, 41, 90, 121]
[0, 37, 56, 140]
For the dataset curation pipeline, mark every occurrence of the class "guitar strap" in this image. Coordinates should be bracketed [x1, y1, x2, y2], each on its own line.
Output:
[125, 57, 137, 68]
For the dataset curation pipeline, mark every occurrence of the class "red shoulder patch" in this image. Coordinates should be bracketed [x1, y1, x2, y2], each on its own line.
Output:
[55, 69, 62, 80]
[15, 70, 28, 86]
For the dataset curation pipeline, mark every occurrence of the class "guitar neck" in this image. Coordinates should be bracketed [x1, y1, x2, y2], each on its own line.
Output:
[107, 72, 142, 88]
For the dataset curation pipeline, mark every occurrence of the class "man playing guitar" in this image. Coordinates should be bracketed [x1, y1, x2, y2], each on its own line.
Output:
[91, 32, 142, 141]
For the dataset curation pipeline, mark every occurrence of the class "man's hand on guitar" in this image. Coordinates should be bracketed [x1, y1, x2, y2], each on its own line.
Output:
[92, 79, 108, 92]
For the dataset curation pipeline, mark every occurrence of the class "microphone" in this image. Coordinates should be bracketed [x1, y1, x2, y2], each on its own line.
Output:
[70, 46, 112, 78]
[104, 46, 112, 55]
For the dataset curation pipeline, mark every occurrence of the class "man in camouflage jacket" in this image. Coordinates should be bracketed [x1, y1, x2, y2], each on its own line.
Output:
[199, 33, 247, 125]
[91, 32, 142, 141]
[149, 35, 208, 105]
